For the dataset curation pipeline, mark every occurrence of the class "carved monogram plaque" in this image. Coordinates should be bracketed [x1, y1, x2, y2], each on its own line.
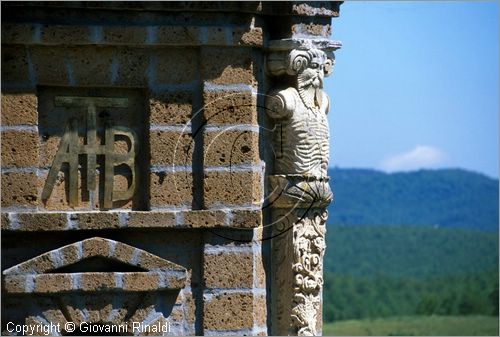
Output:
[38, 88, 148, 210]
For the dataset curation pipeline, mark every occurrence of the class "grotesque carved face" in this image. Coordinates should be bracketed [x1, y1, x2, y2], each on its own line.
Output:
[298, 54, 326, 89]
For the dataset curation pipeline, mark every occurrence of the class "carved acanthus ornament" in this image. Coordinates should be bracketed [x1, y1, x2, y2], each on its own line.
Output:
[266, 40, 339, 336]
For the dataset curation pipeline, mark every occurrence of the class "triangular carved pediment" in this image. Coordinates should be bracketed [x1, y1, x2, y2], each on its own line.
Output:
[2, 237, 187, 294]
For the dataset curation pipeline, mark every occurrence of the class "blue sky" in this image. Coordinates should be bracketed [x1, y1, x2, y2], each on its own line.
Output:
[325, 1, 499, 178]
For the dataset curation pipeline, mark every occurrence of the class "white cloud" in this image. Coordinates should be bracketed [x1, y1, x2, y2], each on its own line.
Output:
[379, 145, 448, 172]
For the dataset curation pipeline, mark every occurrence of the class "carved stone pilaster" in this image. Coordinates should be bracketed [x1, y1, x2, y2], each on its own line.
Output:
[266, 39, 340, 336]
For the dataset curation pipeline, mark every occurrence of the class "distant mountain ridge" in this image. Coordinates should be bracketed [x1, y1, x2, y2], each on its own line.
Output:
[327, 168, 499, 231]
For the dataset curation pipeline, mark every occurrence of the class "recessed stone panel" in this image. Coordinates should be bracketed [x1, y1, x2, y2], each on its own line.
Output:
[37, 87, 149, 210]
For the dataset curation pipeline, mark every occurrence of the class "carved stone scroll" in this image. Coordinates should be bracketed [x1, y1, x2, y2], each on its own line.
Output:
[266, 40, 339, 336]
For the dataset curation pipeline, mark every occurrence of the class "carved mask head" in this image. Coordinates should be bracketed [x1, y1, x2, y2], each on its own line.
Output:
[287, 48, 331, 110]
[287, 49, 329, 90]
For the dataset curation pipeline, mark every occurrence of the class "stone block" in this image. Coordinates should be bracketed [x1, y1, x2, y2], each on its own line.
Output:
[204, 252, 253, 288]
[80, 273, 115, 291]
[1, 45, 30, 86]
[60, 244, 81, 266]
[182, 210, 225, 228]
[1, 131, 39, 167]
[149, 91, 193, 125]
[205, 26, 227, 45]
[1, 23, 34, 44]
[65, 46, 114, 86]
[102, 26, 146, 44]
[1, 172, 38, 208]
[254, 250, 266, 289]
[3, 275, 26, 293]
[1, 93, 38, 126]
[122, 273, 160, 291]
[82, 237, 112, 259]
[30, 46, 69, 85]
[156, 26, 200, 45]
[204, 292, 254, 330]
[77, 212, 120, 230]
[17, 254, 55, 274]
[201, 47, 254, 85]
[17, 213, 67, 231]
[114, 48, 149, 87]
[154, 48, 197, 85]
[150, 171, 193, 207]
[114, 242, 136, 263]
[231, 210, 262, 228]
[35, 274, 72, 293]
[204, 228, 254, 247]
[1, 212, 9, 230]
[150, 131, 194, 166]
[233, 26, 263, 46]
[292, 22, 331, 37]
[203, 90, 257, 125]
[41, 24, 90, 44]
[204, 171, 262, 207]
[128, 211, 176, 228]
[253, 293, 267, 327]
[204, 130, 259, 166]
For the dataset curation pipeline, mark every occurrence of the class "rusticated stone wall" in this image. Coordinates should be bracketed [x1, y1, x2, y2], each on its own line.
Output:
[1, 2, 341, 336]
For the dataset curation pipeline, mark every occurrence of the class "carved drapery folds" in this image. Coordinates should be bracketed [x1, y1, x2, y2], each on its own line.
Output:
[266, 39, 339, 336]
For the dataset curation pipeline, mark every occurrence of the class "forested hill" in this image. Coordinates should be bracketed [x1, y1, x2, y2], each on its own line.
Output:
[327, 168, 499, 231]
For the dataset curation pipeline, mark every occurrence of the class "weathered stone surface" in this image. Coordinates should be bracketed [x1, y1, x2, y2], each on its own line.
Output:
[156, 26, 200, 45]
[292, 22, 332, 37]
[150, 171, 193, 207]
[149, 91, 193, 125]
[82, 237, 112, 259]
[37, 170, 91, 211]
[65, 46, 115, 86]
[231, 210, 262, 228]
[150, 131, 194, 166]
[204, 171, 262, 207]
[77, 213, 120, 230]
[0, 212, 9, 230]
[30, 46, 69, 85]
[1, 131, 39, 167]
[254, 293, 268, 328]
[1, 23, 35, 44]
[113, 48, 149, 87]
[201, 47, 254, 85]
[204, 130, 259, 166]
[204, 252, 253, 288]
[102, 26, 146, 44]
[128, 211, 176, 228]
[41, 24, 90, 44]
[17, 212, 67, 231]
[182, 210, 225, 228]
[1, 93, 38, 125]
[254, 249, 266, 289]
[1, 45, 30, 86]
[203, 90, 257, 125]
[204, 292, 254, 330]
[122, 273, 160, 291]
[233, 26, 263, 46]
[34, 274, 72, 293]
[155, 48, 197, 85]
[1, 172, 38, 208]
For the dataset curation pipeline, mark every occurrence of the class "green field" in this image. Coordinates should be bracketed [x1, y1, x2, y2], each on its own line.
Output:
[323, 315, 499, 336]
